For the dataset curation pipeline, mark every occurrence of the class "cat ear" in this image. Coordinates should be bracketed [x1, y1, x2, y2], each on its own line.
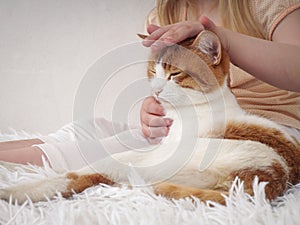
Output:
[137, 33, 149, 39]
[192, 30, 222, 66]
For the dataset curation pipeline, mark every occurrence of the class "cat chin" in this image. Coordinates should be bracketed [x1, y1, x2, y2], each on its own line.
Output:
[158, 82, 208, 107]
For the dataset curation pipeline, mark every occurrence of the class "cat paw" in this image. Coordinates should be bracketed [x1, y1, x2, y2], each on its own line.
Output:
[0, 176, 70, 204]
[0, 187, 29, 204]
[154, 182, 189, 199]
[0, 188, 8, 201]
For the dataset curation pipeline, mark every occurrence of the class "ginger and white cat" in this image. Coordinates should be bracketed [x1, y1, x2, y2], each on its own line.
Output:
[1, 31, 299, 205]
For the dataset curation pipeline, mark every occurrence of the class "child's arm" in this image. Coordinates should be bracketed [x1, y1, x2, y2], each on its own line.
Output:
[143, 9, 300, 91]
[203, 10, 300, 92]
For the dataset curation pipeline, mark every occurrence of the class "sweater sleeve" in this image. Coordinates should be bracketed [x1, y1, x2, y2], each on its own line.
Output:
[248, 0, 300, 40]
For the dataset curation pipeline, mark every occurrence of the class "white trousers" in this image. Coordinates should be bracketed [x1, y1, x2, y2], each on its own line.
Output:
[35, 118, 150, 171]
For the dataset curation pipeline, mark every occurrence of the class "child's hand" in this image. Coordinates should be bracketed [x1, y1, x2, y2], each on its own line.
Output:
[142, 21, 203, 51]
[142, 16, 223, 51]
[140, 96, 173, 144]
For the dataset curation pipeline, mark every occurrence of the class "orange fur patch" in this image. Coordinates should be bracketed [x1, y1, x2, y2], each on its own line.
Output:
[229, 162, 288, 200]
[154, 182, 226, 205]
[62, 173, 114, 198]
[225, 121, 300, 185]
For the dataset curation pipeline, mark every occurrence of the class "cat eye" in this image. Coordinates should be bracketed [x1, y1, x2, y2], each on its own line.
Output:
[168, 71, 181, 80]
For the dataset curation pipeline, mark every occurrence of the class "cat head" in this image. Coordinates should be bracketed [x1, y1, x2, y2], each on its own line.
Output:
[139, 30, 230, 97]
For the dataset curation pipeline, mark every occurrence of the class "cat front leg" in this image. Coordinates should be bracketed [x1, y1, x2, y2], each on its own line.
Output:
[0, 175, 69, 203]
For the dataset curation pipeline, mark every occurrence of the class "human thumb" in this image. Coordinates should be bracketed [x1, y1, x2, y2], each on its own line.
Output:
[200, 16, 216, 31]
[147, 24, 161, 34]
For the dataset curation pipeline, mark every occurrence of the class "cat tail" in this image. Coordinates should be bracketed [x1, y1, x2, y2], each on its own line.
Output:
[0, 172, 114, 204]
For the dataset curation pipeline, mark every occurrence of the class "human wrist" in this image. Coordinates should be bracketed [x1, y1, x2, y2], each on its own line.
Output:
[213, 26, 230, 53]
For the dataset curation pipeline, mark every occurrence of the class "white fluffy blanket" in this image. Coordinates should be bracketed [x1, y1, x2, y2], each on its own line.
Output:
[0, 132, 300, 225]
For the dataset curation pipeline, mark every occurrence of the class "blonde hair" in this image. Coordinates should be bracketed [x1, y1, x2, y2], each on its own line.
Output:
[156, 0, 264, 38]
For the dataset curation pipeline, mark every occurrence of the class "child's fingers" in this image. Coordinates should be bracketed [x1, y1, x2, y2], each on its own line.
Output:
[141, 96, 165, 116]
[142, 26, 170, 47]
[147, 137, 163, 145]
[143, 25, 181, 50]
[143, 21, 204, 51]
[141, 114, 173, 139]
[143, 115, 172, 127]
[200, 16, 216, 31]
[141, 123, 170, 138]
[140, 96, 173, 139]
[147, 24, 161, 34]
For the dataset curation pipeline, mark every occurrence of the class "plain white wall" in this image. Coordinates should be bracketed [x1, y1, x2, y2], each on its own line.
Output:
[0, 0, 155, 134]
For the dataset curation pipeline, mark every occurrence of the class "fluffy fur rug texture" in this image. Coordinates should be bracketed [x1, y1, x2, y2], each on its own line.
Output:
[0, 131, 300, 225]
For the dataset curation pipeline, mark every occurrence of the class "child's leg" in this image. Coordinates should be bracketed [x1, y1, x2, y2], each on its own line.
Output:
[0, 118, 135, 169]
[0, 146, 47, 166]
[36, 127, 149, 171]
[0, 139, 44, 151]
